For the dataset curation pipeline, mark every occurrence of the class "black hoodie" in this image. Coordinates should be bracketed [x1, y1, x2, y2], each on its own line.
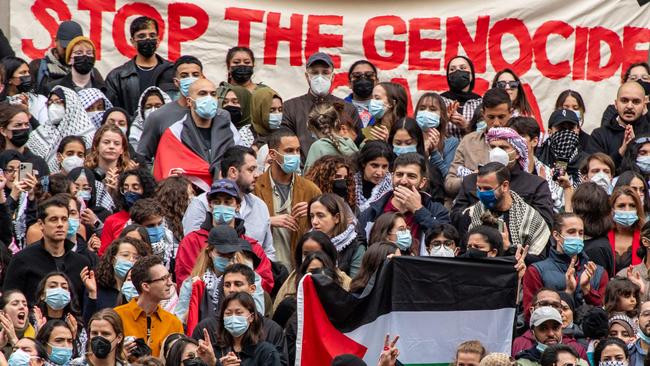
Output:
[587, 112, 650, 168]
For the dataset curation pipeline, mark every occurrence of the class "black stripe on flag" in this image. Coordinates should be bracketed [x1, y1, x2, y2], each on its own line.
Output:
[312, 256, 518, 333]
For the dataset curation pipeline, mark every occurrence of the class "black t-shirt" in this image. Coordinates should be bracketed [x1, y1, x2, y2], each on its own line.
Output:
[136, 62, 159, 95]
[196, 126, 212, 154]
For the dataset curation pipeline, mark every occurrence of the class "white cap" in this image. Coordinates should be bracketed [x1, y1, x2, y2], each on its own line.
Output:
[530, 306, 562, 328]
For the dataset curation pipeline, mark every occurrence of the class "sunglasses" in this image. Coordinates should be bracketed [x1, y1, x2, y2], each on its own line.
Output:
[496, 80, 520, 89]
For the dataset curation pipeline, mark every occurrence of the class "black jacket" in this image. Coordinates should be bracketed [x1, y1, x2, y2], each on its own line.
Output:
[46, 69, 106, 95]
[451, 163, 554, 228]
[192, 315, 288, 366]
[104, 54, 175, 117]
[584, 235, 615, 278]
[215, 341, 281, 366]
[587, 112, 650, 168]
[3, 240, 91, 305]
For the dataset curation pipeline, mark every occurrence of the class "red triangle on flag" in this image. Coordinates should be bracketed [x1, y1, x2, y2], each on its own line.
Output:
[153, 127, 212, 190]
[297, 275, 367, 366]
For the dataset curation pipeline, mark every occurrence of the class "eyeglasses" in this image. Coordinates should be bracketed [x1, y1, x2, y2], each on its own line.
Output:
[496, 81, 520, 89]
[430, 240, 455, 247]
[3, 168, 17, 175]
[534, 300, 562, 310]
[629, 74, 650, 81]
[351, 71, 377, 80]
[147, 273, 172, 284]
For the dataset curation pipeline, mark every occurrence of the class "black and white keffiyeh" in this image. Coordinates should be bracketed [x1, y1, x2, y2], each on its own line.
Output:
[330, 223, 358, 253]
[550, 129, 580, 162]
[129, 86, 172, 151]
[26, 86, 95, 173]
[355, 172, 393, 212]
[78, 88, 113, 128]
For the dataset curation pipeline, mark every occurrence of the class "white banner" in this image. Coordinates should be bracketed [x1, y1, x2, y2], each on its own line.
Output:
[10, 0, 650, 132]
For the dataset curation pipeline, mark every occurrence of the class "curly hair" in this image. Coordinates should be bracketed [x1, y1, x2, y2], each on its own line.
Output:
[85, 123, 132, 172]
[115, 168, 157, 212]
[154, 176, 192, 241]
[304, 155, 356, 209]
[96, 237, 152, 289]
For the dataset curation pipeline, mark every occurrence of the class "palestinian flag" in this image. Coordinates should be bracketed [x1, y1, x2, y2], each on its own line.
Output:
[296, 256, 518, 366]
[153, 121, 212, 192]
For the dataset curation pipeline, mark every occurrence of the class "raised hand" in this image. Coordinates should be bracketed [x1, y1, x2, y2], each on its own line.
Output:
[197, 328, 217, 366]
[378, 333, 400, 366]
[564, 257, 577, 294]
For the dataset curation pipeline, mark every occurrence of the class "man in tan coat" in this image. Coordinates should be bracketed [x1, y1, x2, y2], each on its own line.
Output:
[254, 129, 322, 271]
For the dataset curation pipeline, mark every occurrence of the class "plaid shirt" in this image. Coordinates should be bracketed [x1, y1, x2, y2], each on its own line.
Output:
[442, 96, 482, 139]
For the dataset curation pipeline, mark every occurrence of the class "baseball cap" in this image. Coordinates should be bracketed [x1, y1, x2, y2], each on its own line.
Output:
[548, 109, 580, 129]
[307, 52, 333, 69]
[207, 225, 248, 254]
[331, 354, 367, 366]
[56, 21, 84, 48]
[207, 179, 241, 202]
[530, 306, 562, 328]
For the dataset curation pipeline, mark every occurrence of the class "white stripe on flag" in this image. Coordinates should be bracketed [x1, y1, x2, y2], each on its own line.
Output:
[344, 308, 515, 365]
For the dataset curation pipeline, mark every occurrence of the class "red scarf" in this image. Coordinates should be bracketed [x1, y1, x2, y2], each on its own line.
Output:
[608, 228, 641, 272]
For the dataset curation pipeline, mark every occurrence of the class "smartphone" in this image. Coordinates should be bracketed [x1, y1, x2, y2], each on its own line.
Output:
[19, 162, 33, 181]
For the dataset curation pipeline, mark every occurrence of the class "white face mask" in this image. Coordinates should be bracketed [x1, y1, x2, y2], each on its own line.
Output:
[61, 156, 85, 173]
[144, 107, 157, 120]
[48, 104, 65, 125]
[118, 126, 128, 136]
[590, 171, 612, 194]
[309, 75, 332, 97]
[489, 147, 510, 166]
[429, 245, 455, 258]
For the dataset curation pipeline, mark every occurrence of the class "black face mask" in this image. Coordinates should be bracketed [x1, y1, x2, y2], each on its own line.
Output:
[352, 78, 374, 99]
[448, 70, 471, 92]
[72, 55, 95, 75]
[460, 248, 489, 259]
[182, 357, 208, 366]
[230, 65, 254, 83]
[332, 179, 348, 199]
[136, 39, 157, 58]
[16, 76, 32, 93]
[8, 128, 30, 147]
[90, 336, 113, 359]
[224, 105, 242, 126]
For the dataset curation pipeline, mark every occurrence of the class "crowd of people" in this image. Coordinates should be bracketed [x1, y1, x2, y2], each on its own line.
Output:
[0, 14, 649, 366]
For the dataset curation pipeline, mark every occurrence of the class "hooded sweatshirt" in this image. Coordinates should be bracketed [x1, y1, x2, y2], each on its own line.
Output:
[587, 112, 650, 168]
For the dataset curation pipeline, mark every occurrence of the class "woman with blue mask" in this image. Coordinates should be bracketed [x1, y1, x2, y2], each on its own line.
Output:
[368, 212, 413, 256]
[216, 292, 281, 365]
[79, 237, 151, 320]
[308, 194, 365, 278]
[619, 135, 650, 182]
[413, 92, 460, 177]
[609, 186, 646, 272]
[615, 171, 650, 221]
[8, 337, 47, 366]
[363, 82, 408, 142]
[60, 194, 98, 268]
[67, 167, 113, 223]
[35, 320, 75, 366]
[174, 225, 245, 327]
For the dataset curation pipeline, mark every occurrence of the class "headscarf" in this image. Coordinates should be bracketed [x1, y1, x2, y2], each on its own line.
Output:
[223, 85, 252, 129]
[250, 86, 280, 136]
[101, 107, 131, 128]
[0, 150, 24, 170]
[129, 86, 172, 151]
[441, 55, 482, 104]
[78, 88, 113, 128]
[68, 167, 114, 220]
[608, 313, 635, 336]
[486, 127, 529, 170]
[26, 86, 95, 173]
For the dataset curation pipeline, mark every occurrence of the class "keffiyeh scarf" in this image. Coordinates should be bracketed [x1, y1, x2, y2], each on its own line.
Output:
[330, 223, 357, 253]
[129, 86, 172, 151]
[26, 86, 95, 173]
[486, 127, 529, 170]
[355, 172, 393, 212]
[203, 270, 221, 311]
[549, 129, 580, 163]
[78, 88, 113, 128]
[466, 191, 549, 255]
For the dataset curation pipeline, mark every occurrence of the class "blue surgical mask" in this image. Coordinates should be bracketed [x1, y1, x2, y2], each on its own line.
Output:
[77, 190, 92, 202]
[536, 342, 548, 353]
[147, 225, 165, 243]
[212, 205, 236, 224]
[67, 218, 79, 238]
[179, 77, 198, 97]
[573, 110, 582, 121]
[639, 329, 650, 344]
[614, 210, 638, 227]
[393, 145, 417, 156]
[368, 99, 386, 119]
[416, 111, 440, 130]
[192, 96, 218, 120]
[637, 156, 650, 174]
[223, 315, 250, 337]
[268, 113, 283, 129]
[48, 345, 73, 365]
[8, 349, 32, 366]
[395, 230, 412, 251]
[477, 189, 498, 210]
[121, 281, 138, 302]
[213, 255, 230, 272]
[277, 152, 300, 174]
[561, 236, 584, 256]
[123, 191, 142, 209]
[114, 259, 134, 280]
[45, 287, 70, 310]
[476, 120, 487, 132]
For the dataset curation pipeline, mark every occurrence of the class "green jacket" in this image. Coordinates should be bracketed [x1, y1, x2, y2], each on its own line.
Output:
[304, 136, 358, 174]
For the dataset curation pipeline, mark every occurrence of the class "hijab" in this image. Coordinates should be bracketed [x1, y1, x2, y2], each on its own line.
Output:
[250, 86, 280, 137]
[441, 55, 482, 104]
